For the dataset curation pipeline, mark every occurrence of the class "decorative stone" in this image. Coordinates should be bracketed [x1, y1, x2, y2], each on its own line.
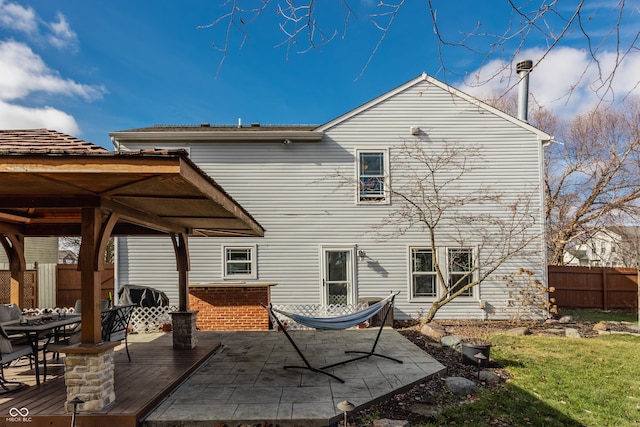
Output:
[420, 322, 446, 341]
[373, 419, 410, 427]
[558, 315, 574, 324]
[593, 322, 609, 331]
[478, 370, 502, 384]
[445, 376, 476, 396]
[63, 348, 116, 413]
[505, 327, 531, 336]
[440, 335, 462, 352]
[170, 310, 199, 350]
[564, 328, 582, 338]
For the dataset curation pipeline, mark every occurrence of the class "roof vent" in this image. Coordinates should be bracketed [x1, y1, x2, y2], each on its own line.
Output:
[516, 59, 533, 122]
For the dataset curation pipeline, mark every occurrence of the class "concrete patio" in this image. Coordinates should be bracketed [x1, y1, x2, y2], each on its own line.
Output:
[143, 328, 446, 427]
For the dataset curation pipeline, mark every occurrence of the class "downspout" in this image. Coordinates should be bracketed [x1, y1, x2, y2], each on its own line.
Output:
[517, 59, 533, 122]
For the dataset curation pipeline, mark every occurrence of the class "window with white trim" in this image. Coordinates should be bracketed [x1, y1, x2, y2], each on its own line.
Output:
[448, 248, 474, 297]
[411, 248, 437, 297]
[357, 149, 389, 203]
[409, 246, 476, 299]
[222, 245, 257, 279]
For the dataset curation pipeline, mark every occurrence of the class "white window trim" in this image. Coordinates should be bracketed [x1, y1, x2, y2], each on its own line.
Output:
[222, 244, 257, 280]
[408, 246, 478, 302]
[355, 148, 390, 205]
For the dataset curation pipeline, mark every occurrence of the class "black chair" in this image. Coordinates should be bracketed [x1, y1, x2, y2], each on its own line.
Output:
[0, 326, 32, 393]
[101, 305, 135, 362]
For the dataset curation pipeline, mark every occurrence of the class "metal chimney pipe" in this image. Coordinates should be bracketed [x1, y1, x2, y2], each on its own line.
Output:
[516, 59, 533, 122]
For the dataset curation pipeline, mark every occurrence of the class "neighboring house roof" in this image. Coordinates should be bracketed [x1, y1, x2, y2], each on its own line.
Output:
[317, 73, 553, 141]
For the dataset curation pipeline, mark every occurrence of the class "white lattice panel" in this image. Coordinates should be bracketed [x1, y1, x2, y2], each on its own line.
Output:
[29, 305, 177, 333]
[270, 303, 368, 330]
[130, 306, 177, 333]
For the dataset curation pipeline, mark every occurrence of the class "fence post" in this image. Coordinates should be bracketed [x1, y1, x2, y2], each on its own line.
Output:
[602, 268, 608, 310]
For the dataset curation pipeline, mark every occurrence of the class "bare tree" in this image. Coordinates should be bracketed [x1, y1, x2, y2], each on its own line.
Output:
[201, 1, 639, 98]
[545, 98, 640, 265]
[59, 236, 114, 264]
[340, 138, 542, 323]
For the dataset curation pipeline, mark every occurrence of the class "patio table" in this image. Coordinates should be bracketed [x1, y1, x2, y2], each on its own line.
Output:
[4, 314, 81, 385]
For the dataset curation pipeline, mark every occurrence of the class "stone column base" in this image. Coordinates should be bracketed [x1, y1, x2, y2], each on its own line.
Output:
[61, 342, 119, 412]
[170, 310, 198, 350]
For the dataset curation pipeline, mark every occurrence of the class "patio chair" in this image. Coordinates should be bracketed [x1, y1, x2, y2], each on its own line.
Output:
[102, 305, 135, 362]
[0, 325, 32, 394]
[262, 292, 402, 382]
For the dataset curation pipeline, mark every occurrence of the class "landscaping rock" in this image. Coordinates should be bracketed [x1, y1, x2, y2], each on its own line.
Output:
[558, 315, 574, 324]
[440, 335, 462, 352]
[420, 322, 446, 341]
[445, 376, 476, 396]
[564, 328, 582, 338]
[544, 318, 559, 325]
[505, 326, 531, 336]
[373, 419, 410, 427]
[409, 403, 440, 417]
[478, 370, 502, 385]
[593, 321, 609, 331]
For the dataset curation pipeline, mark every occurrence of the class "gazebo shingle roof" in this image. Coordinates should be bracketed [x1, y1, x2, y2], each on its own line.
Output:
[0, 129, 108, 154]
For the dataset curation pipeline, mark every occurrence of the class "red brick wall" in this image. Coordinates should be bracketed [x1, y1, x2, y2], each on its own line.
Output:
[188, 286, 271, 330]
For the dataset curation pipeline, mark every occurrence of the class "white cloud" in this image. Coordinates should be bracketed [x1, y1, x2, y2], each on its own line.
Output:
[0, 40, 105, 101]
[0, 40, 105, 135]
[0, 100, 79, 135]
[0, 0, 37, 34]
[459, 46, 640, 119]
[47, 12, 78, 51]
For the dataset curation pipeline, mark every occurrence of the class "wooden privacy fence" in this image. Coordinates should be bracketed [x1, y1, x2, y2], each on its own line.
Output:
[548, 266, 638, 311]
[56, 263, 114, 308]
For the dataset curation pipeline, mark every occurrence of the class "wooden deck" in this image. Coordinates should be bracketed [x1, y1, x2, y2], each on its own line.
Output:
[0, 332, 221, 427]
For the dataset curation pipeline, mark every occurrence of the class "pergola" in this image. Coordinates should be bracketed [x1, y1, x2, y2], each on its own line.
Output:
[0, 129, 264, 410]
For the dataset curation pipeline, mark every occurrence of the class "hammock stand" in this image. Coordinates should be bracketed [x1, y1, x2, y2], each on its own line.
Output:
[262, 292, 402, 383]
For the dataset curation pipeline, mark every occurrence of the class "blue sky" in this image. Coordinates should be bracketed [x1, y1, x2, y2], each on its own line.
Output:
[1, 1, 639, 148]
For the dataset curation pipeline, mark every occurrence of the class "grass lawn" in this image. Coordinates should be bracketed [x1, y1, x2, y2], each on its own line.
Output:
[560, 309, 638, 324]
[420, 334, 640, 427]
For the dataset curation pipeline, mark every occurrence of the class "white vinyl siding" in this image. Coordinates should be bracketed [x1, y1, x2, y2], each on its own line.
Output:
[115, 75, 547, 320]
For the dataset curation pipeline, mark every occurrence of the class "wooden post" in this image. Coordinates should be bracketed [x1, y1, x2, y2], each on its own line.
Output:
[79, 208, 103, 344]
[602, 268, 608, 311]
[171, 232, 190, 312]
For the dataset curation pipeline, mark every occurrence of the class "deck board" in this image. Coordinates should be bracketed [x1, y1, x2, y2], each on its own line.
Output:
[0, 332, 220, 427]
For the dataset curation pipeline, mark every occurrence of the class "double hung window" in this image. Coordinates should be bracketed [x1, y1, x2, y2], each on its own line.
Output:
[411, 248, 437, 297]
[448, 248, 474, 297]
[357, 150, 389, 203]
[409, 247, 475, 299]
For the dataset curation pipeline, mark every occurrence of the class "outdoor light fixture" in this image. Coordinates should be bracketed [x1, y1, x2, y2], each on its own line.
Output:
[410, 126, 420, 135]
[358, 250, 366, 261]
[337, 400, 355, 426]
[70, 397, 84, 427]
